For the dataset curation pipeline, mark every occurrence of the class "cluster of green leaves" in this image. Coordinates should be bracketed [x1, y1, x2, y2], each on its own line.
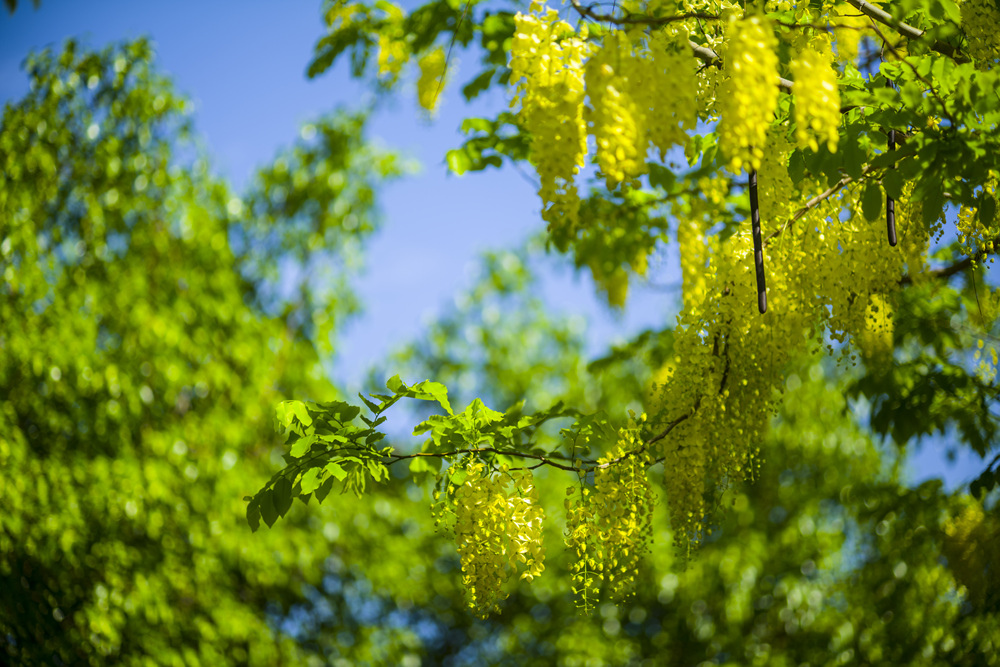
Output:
[851, 278, 999, 455]
[247, 371, 616, 532]
[308, 0, 516, 99]
[245, 377, 447, 530]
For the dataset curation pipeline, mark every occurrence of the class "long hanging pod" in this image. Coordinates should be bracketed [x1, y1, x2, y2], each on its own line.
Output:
[885, 79, 898, 247]
[886, 128, 898, 247]
[749, 169, 767, 314]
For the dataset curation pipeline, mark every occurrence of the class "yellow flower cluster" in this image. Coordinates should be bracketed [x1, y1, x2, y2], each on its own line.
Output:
[323, 0, 365, 31]
[640, 30, 699, 159]
[790, 36, 840, 153]
[757, 129, 795, 222]
[564, 421, 653, 610]
[961, 0, 1000, 66]
[506, 471, 547, 583]
[856, 293, 894, 369]
[451, 462, 545, 617]
[956, 179, 998, 260]
[678, 178, 727, 314]
[586, 32, 647, 190]
[509, 1, 590, 237]
[974, 335, 1000, 384]
[564, 485, 599, 613]
[378, 34, 409, 84]
[653, 150, 948, 550]
[894, 181, 930, 281]
[943, 502, 1000, 608]
[376, 2, 409, 85]
[717, 16, 780, 172]
[816, 188, 904, 351]
[417, 47, 447, 114]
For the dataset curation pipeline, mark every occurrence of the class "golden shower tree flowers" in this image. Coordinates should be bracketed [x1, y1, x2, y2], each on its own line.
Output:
[716, 16, 780, 173]
[509, 1, 591, 241]
[417, 47, 448, 114]
[375, 1, 408, 85]
[451, 462, 547, 617]
[790, 35, 841, 153]
[586, 31, 647, 191]
[640, 29, 700, 159]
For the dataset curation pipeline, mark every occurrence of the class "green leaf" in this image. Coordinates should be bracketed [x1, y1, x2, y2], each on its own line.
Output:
[314, 477, 335, 504]
[359, 393, 381, 413]
[883, 168, 905, 200]
[446, 149, 471, 176]
[326, 461, 348, 481]
[449, 467, 469, 486]
[466, 397, 503, 426]
[259, 489, 278, 528]
[316, 400, 360, 424]
[788, 150, 806, 185]
[462, 70, 495, 100]
[922, 182, 945, 225]
[940, 0, 962, 23]
[278, 400, 313, 428]
[862, 181, 883, 222]
[272, 476, 293, 517]
[289, 433, 317, 458]
[246, 498, 261, 532]
[367, 460, 385, 482]
[979, 193, 997, 225]
[298, 467, 322, 494]
[386, 375, 405, 393]
[900, 82, 923, 109]
[841, 125, 866, 181]
[410, 379, 453, 415]
[648, 163, 676, 190]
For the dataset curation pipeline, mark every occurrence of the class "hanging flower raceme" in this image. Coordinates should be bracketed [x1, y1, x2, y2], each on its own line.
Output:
[640, 29, 699, 159]
[375, 1, 408, 85]
[790, 35, 841, 153]
[450, 462, 546, 617]
[717, 16, 780, 172]
[417, 47, 447, 114]
[564, 418, 654, 611]
[509, 0, 590, 244]
[586, 31, 647, 191]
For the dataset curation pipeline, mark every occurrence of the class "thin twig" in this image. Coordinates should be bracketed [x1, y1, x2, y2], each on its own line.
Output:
[867, 19, 958, 127]
[570, 0, 719, 27]
[385, 447, 589, 472]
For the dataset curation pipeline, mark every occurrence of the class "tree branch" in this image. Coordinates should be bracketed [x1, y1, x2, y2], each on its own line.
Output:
[385, 447, 588, 472]
[763, 167, 875, 245]
[900, 236, 1000, 285]
[843, 0, 963, 60]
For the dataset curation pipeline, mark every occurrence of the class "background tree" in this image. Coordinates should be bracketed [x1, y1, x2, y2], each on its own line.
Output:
[0, 39, 418, 664]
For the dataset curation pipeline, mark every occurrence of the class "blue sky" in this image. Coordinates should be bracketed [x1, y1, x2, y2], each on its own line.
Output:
[0, 0, 988, 489]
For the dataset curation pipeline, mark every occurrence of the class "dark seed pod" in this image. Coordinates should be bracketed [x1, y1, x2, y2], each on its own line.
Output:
[887, 128, 897, 247]
[749, 169, 767, 314]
